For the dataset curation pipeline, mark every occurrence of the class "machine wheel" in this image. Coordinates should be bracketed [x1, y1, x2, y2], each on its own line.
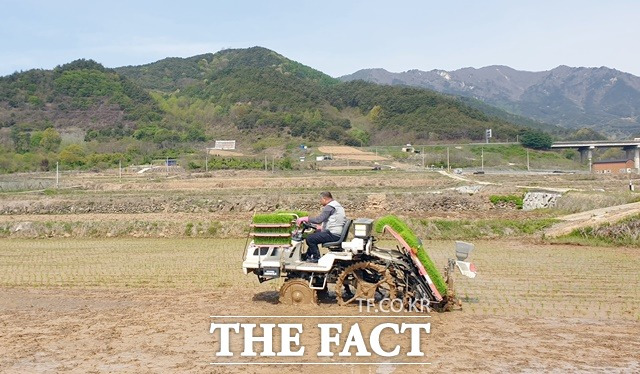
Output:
[402, 286, 431, 313]
[279, 278, 317, 305]
[335, 262, 397, 306]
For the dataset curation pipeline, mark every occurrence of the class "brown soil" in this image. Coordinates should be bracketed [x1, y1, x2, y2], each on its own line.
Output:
[1, 238, 639, 372]
[2, 167, 640, 372]
[1, 288, 638, 373]
[317, 146, 371, 155]
[318, 146, 387, 161]
[206, 149, 245, 157]
[332, 154, 387, 161]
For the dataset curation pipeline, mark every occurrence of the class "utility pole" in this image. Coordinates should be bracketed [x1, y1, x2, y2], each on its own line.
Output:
[527, 149, 530, 171]
[447, 147, 450, 172]
[481, 147, 484, 171]
[271, 156, 275, 173]
[56, 161, 59, 189]
[264, 155, 267, 171]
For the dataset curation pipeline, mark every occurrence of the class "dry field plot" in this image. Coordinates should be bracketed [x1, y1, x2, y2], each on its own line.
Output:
[317, 146, 372, 155]
[317, 146, 387, 161]
[1, 169, 456, 193]
[1, 238, 639, 372]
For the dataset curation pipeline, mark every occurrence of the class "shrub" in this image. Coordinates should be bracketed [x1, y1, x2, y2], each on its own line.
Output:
[184, 222, 194, 236]
[489, 194, 524, 209]
[207, 221, 221, 236]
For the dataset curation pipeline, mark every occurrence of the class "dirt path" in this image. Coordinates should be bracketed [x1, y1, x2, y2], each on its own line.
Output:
[436, 170, 497, 185]
[545, 201, 640, 237]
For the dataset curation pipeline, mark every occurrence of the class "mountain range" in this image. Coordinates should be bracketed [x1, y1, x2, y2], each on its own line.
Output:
[340, 65, 640, 138]
[3, 46, 636, 173]
[0, 47, 531, 159]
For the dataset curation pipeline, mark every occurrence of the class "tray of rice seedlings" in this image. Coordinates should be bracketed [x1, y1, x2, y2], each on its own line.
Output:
[251, 212, 307, 246]
[374, 215, 448, 295]
[274, 210, 308, 219]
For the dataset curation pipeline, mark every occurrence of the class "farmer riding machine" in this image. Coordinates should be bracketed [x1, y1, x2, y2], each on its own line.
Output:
[242, 214, 477, 311]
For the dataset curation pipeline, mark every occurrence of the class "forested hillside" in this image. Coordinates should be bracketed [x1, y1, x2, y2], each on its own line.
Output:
[1, 47, 540, 173]
[118, 47, 527, 143]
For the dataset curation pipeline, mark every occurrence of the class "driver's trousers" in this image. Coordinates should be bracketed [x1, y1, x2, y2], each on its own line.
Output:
[305, 231, 340, 259]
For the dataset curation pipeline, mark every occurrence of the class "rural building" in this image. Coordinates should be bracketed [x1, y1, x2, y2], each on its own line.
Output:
[592, 159, 635, 174]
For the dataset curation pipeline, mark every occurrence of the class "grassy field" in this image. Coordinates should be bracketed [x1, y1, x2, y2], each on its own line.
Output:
[1, 238, 638, 321]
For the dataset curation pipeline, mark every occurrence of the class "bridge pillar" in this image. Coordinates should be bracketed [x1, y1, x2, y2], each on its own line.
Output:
[629, 146, 640, 173]
[579, 147, 593, 166]
[626, 148, 634, 161]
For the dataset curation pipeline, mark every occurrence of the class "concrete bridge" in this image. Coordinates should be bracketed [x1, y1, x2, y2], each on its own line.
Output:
[551, 140, 640, 170]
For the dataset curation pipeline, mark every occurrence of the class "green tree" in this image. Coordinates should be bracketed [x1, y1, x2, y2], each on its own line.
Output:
[30, 131, 44, 148]
[327, 125, 346, 142]
[368, 105, 382, 122]
[40, 128, 62, 152]
[10, 128, 31, 153]
[59, 144, 86, 167]
[279, 157, 293, 170]
[348, 128, 370, 146]
[520, 130, 553, 150]
[184, 123, 206, 142]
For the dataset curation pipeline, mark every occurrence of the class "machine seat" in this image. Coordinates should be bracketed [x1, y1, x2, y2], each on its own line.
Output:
[322, 219, 352, 251]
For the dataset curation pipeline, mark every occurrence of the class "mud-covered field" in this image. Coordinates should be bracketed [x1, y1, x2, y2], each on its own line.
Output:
[1, 238, 639, 373]
[2, 170, 640, 372]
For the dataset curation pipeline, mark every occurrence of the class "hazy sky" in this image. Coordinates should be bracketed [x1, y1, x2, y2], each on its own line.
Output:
[1, 0, 639, 77]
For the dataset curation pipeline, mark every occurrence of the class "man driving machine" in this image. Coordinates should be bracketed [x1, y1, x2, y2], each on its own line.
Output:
[296, 191, 346, 262]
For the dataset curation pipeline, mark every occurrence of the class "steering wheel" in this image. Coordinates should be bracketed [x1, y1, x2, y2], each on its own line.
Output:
[301, 221, 315, 230]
